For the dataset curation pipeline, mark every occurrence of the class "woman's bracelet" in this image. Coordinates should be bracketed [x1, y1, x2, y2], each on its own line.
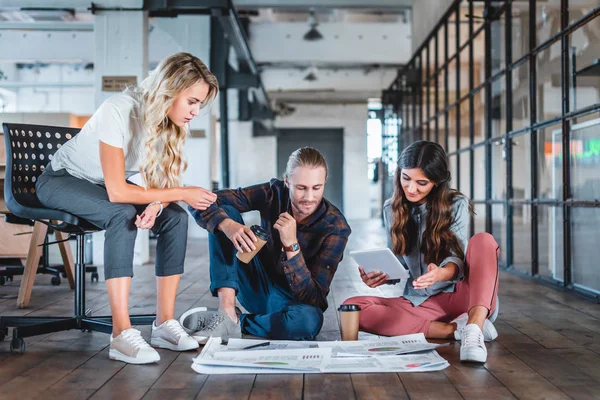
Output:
[148, 200, 163, 217]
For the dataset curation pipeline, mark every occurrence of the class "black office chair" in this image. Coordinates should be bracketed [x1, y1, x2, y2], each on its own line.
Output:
[0, 123, 156, 353]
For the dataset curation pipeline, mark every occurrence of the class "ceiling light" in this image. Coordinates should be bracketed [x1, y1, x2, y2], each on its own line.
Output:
[303, 71, 317, 81]
[303, 9, 323, 41]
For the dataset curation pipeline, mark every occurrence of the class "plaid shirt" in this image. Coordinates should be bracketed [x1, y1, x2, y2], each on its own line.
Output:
[189, 179, 351, 311]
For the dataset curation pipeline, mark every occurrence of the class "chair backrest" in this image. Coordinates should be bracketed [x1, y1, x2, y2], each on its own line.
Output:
[3, 123, 80, 209]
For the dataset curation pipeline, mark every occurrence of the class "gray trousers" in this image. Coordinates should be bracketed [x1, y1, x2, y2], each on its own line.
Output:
[36, 164, 188, 279]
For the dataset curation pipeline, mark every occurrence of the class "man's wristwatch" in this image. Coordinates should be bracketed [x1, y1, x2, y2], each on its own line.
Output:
[283, 242, 300, 252]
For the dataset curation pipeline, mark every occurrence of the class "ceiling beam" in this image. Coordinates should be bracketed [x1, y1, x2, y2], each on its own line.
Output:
[233, 0, 412, 9]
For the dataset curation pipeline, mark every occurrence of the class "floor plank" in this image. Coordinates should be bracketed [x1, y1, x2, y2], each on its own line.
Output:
[1, 219, 600, 399]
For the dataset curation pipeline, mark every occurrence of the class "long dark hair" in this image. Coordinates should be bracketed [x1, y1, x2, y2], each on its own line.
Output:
[390, 141, 472, 264]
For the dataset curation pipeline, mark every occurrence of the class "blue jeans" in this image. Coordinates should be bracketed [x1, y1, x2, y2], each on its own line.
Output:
[208, 205, 323, 340]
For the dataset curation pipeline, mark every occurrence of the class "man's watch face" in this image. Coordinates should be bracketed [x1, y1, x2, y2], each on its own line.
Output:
[286, 242, 300, 251]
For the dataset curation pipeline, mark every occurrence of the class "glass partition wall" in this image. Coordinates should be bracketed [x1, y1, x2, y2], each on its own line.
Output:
[382, 0, 600, 298]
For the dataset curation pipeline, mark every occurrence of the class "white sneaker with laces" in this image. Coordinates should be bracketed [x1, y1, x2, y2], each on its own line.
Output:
[452, 313, 498, 342]
[109, 328, 161, 364]
[460, 323, 487, 363]
[151, 319, 199, 351]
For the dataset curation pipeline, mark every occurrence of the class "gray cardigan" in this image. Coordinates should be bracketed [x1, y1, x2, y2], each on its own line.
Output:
[383, 196, 470, 306]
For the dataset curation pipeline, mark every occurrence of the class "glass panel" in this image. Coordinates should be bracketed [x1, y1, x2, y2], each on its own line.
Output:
[571, 207, 600, 293]
[447, 9, 457, 60]
[570, 1, 598, 25]
[473, 145, 486, 200]
[449, 154, 458, 192]
[536, 41, 562, 123]
[512, 62, 530, 132]
[490, 75, 506, 139]
[474, 203, 486, 234]
[491, 203, 507, 265]
[473, 30, 486, 89]
[474, 89, 486, 143]
[438, 24, 445, 70]
[512, 1, 531, 62]
[460, 98, 471, 148]
[512, 134, 532, 200]
[458, 40, 470, 99]
[490, 8, 507, 75]
[458, 1, 473, 48]
[448, 106, 458, 154]
[570, 24, 600, 113]
[538, 206, 564, 281]
[513, 204, 532, 274]
[491, 139, 506, 200]
[536, 1, 561, 47]
[570, 118, 600, 201]
[538, 124, 563, 200]
[429, 37, 437, 77]
[448, 58, 457, 106]
[458, 151, 471, 198]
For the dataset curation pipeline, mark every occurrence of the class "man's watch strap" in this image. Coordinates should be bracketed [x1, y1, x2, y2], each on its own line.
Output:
[283, 242, 300, 252]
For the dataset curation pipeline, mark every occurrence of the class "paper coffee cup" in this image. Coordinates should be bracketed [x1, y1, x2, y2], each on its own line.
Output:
[236, 225, 269, 264]
[338, 304, 361, 341]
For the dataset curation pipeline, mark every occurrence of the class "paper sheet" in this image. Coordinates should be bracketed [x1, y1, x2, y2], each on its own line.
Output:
[192, 334, 450, 375]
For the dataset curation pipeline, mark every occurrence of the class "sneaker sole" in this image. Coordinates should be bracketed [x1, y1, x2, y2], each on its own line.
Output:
[192, 335, 210, 345]
[109, 349, 160, 364]
[460, 352, 487, 363]
[150, 337, 199, 352]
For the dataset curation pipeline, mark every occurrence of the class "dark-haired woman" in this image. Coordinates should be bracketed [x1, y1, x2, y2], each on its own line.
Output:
[343, 141, 500, 363]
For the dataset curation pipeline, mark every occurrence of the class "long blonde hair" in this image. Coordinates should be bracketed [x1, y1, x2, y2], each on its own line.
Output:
[135, 52, 218, 189]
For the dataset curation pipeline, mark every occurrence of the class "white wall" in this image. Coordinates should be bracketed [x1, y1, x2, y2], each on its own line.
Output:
[275, 103, 370, 220]
[411, 0, 455, 52]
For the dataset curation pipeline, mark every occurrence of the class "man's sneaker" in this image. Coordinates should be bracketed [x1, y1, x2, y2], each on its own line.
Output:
[452, 313, 498, 342]
[180, 307, 217, 335]
[192, 310, 242, 344]
[109, 328, 160, 364]
[460, 324, 487, 363]
[150, 319, 199, 351]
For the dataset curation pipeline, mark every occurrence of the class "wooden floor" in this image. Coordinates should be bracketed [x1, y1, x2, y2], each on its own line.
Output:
[1, 218, 600, 399]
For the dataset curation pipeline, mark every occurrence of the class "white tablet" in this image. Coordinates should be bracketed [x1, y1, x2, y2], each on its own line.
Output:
[349, 248, 410, 280]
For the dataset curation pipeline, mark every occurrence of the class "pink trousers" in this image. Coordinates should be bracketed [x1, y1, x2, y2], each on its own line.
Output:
[344, 232, 500, 336]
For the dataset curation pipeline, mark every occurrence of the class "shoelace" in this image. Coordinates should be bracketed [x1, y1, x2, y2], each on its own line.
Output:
[164, 319, 188, 339]
[122, 328, 151, 349]
[202, 314, 225, 332]
[462, 328, 484, 347]
[194, 315, 211, 332]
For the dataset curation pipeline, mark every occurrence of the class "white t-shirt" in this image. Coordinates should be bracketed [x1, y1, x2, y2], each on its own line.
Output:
[50, 93, 148, 185]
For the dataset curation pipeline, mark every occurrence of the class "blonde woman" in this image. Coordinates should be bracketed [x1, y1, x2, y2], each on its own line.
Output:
[36, 52, 219, 364]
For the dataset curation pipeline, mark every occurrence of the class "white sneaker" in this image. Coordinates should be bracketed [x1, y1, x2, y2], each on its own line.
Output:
[109, 328, 160, 364]
[452, 313, 498, 342]
[460, 324, 487, 363]
[151, 319, 199, 351]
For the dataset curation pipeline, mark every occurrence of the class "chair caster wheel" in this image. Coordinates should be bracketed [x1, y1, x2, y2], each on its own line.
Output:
[91, 273, 99, 282]
[0, 277, 5, 286]
[61, 272, 67, 278]
[51, 276, 61, 286]
[10, 337, 25, 354]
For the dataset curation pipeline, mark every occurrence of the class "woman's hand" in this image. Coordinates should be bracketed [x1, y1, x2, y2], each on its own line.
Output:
[135, 203, 161, 230]
[412, 263, 448, 289]
[358, 266, 390, 288]
[182, 186, 218, 210]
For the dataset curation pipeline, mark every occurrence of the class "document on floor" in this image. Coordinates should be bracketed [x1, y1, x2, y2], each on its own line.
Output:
[191, 334, 450, 374]
[224, 333, 444, 357]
